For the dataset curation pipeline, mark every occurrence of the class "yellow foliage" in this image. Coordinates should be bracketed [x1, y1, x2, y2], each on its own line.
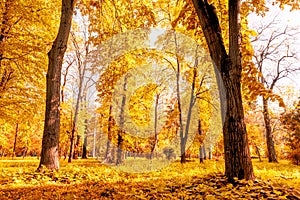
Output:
[0, 159, 299, 199]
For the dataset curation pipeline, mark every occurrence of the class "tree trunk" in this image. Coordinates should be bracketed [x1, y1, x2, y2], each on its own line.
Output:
[150, 94, 159, 159]
[81, 135, 88, 159]
[68, 32, 88, 162]
[112, 146, 116, 163]
[104, 105, 113, 163]
[253, 142, 262, 162]
[116, 134, 124, 165]
[199, 145, 204, 163]
[38, 0, 75, 171]
[262, 97, 278, 162]
[116, 77, 127, 165]
[198, 119, 205, 163]
[191, 0, 254, 181]
[68, 79, 84, 162]
[72, 134, 80, 159]
[81, 119, 88, 159]
[22, 147, 27, 158]
[203, 143, 206, 160]
[12, 123, 19, 158]
[208, 145, 212, 160]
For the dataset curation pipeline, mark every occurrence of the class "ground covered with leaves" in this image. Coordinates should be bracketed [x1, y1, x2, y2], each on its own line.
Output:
[0, 158, 299, 199]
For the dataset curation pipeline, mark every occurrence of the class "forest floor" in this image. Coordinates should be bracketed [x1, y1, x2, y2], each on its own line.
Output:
[0, 158, 299, 199]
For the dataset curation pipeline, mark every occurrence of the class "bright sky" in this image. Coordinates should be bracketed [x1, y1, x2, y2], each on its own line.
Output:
[248, 5, 300, 108]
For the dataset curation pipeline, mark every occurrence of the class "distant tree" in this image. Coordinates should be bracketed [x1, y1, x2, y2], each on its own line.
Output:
[251, 14, 300, 163]
[281, 100, 300, 165]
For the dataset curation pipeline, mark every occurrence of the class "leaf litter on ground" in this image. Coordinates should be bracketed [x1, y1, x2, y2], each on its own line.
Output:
[0, 158, 299, 199]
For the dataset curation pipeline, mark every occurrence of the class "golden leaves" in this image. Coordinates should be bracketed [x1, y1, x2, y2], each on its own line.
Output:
[0, 0, 61, 150]
[1, 159, 300, 199]
[129, 84, 158, 127]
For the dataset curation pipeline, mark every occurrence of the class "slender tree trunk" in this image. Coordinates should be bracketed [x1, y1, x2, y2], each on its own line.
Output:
[198, 119, 204, 163]
[203, 144, 206, 160]
[38, 0, 75, 171]
[191, 0, 254, 181]
[176, 65, 185, 163]
[68, 88, 82, 162]
[111, 146, 116, 162]
[116, 77, 127, 165]
[82, 135, 88, 159]
[61, 62, 72, 103]
[12, 123, 19, 158]
[104, 105, 113, 163]
[81, 119, 88, 159]
[150, 94, 159, 159]
[116, 133, 124, 165]
[72, 134, 80, 159]
[22, 147, 27, 158]
[199, 145, 204, 163]
[208, 144, 212, 160]
[68, 62, 86, 162]
[181, 66, 197, 163]
[253, 142, 262, 162]
[262, 97, 278, 162]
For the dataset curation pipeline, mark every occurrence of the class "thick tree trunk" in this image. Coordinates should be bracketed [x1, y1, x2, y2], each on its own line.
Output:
[262, 97, 278, 162]
[38, 0, 75, 171]
[191, 0, 254, 181]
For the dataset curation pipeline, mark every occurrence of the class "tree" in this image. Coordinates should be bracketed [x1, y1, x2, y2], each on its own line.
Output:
[38, 0, 75, 171]
[281, 100, 300, 165]
[0, 0, 60, 158]
[190, 0, 254, 181]
[251, 14, 300, 162]
[68, 31, 90, 162]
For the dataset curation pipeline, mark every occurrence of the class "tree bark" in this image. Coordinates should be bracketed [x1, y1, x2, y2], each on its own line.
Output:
[38, 0, 75, 171]
[262, 97, 278, 162]
[199, 145, 204, 163]
[104, 105, 113, 163]
[116, 77, 127, 165]
[198, 119, 204, 163]
[150, 94, 159, 159]
[208, 144, 212, 160]
[68, 43, 86, 162]
[12, 123, 19, 158]
[81, 119, 88, 159]
[72, 134, 80, 159]
[191, 0, 254, 181]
